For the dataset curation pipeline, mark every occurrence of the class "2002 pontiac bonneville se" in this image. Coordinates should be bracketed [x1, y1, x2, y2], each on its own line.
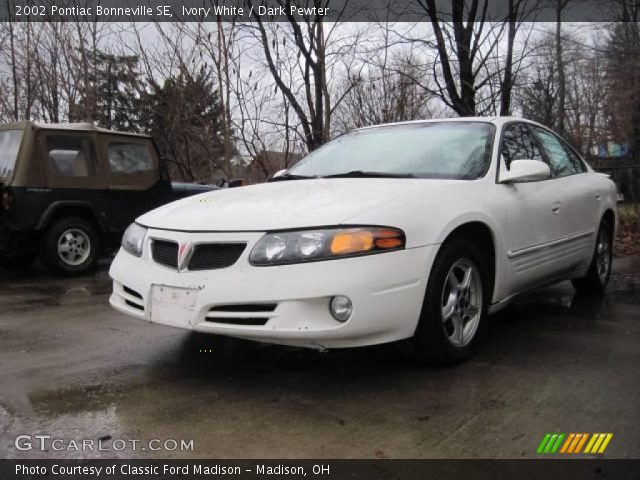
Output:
[109, 117, 617, 364]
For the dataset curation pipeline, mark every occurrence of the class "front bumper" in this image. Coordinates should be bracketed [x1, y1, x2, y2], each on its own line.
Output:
[109, 228, 438, 349]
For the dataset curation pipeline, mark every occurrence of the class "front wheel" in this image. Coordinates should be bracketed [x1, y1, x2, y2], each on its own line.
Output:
[40, 217, 100, 276]
[407, 238, 489, 365]
[572, 219, 613, 293]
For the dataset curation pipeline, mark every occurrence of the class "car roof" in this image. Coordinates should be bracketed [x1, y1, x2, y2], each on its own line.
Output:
[0, 120, 151, 138]
[354, 116, 546, 131]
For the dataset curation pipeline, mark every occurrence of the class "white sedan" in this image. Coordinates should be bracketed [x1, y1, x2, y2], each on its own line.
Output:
[109, 117, 617, 364]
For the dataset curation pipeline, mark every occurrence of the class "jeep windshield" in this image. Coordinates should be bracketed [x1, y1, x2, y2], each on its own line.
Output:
[286, 122, 495, 180]
[0, 129, 23, 179]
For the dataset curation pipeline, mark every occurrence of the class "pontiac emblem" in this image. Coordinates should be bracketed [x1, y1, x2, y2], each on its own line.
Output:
[177, 242, 192, 271]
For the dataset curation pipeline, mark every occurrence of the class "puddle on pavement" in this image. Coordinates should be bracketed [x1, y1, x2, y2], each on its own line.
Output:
[29, 383, 125, 418]
[0, 282, 112, 311]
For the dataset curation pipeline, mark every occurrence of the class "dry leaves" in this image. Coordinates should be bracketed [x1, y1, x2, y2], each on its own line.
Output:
[615, 207, 640, 256]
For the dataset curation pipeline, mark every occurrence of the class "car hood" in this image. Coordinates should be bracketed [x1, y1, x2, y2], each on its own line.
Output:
[137, 178, 467, 232]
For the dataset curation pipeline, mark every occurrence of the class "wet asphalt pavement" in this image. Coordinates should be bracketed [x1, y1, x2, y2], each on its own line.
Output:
[0, 257, 639, 459]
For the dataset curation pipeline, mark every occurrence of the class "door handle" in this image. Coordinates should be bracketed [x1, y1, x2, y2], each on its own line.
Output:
[595, 192, 602, 201]
[552, 202, 561, 214]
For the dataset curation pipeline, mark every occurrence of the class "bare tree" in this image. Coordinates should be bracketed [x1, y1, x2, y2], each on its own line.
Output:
[500, 0, 537, 115]
[416, 0, 504, 116]
[554, 0, 571, 135]
[335, 52, 440, 131]
[250, 1, 362, 151]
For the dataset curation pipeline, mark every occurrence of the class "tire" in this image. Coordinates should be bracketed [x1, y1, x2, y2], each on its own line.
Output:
[408, 237, 490, 365]
[40, 216, 100, 276]
[0, 251, 36, 271]
[571, 219, 613, 293]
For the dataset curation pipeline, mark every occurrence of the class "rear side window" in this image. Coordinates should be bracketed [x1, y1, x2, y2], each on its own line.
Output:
[45, 135, 98, 177]
[532, 127, 583, 177]
[108, 142, 154, 175]
[563, 143, 587, 174]
[0, 129, 23, 178]
[501, 123, 543, 168]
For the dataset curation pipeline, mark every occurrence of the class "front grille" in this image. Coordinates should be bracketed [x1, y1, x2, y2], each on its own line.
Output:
[123, 285, 143, 300]
[151, 239, 246, 271]
[205, 303, 277, 326]
[209, 303, 277, 313]
[187, 243, 246, 270]
[205, 317, 269, 326]
[125, 300, 144, 311]
[152, 240, 178, 269]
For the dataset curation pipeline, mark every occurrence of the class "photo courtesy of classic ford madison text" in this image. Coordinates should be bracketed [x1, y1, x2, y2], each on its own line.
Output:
[0, 1, 639, 478]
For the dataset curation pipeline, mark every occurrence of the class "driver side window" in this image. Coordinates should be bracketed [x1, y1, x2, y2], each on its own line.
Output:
[501, 123, 543, 169]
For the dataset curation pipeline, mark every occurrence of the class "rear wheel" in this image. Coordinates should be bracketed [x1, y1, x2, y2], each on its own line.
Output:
[572, 219, 613, 293]
[40, 217, 99, 276]
[408, 238, 489, 365]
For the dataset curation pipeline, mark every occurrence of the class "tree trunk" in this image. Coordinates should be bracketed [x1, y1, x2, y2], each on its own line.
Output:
[500, 0, 517, 116]
[555, 1, 566, 135]
[8, 14, 19, 121]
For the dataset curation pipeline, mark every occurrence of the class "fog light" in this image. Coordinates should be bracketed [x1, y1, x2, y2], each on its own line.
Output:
[330, 296, 352, 322]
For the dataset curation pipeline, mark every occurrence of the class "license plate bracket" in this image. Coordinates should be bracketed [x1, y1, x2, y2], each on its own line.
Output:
[149, 285, 199, 327]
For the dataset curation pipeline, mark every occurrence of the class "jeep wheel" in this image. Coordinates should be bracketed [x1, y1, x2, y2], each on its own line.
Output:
[0, 252, 36, 271]
[40, 217, 99, 276]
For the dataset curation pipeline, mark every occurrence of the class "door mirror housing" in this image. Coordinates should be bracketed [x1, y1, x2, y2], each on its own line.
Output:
[270, 169, 287, 180]
[500, 159, 550, 183]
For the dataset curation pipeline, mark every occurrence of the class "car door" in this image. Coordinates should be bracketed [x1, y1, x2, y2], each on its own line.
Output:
[529, 126, 596, 273]
[497, 123, 568, 296]
[99, 134, 171, 232]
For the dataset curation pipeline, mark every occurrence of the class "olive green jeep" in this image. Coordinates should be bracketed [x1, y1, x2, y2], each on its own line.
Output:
[0, 122, 215, 275]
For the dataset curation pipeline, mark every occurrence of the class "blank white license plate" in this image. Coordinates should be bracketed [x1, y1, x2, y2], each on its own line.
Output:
[150, 285, 199, 327]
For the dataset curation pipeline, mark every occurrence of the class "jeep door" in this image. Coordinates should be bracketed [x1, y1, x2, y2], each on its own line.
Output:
[40, 130, 108, 225]
[100, 134, 172, 232]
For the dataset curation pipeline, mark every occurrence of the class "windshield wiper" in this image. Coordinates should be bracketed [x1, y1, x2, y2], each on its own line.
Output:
[268, 173, 318, 182]
[322, 170, 417, 179]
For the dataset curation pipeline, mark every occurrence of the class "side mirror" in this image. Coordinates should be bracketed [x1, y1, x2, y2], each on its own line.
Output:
[271, 169, 287, 179]
[500, 159, 550, 183]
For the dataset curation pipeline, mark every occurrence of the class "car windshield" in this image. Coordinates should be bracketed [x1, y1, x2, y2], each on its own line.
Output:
[0, 129, 23, 179]
[287, 122, 496, 180]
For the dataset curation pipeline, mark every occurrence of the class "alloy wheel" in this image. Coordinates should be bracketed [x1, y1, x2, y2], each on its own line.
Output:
[57, 228, 91, 266]
[441, 258, 483, 347]
[596, 228, 611, 283]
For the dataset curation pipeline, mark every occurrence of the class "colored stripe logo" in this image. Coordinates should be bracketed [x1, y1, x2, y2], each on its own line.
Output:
[537, 433, 613, 454]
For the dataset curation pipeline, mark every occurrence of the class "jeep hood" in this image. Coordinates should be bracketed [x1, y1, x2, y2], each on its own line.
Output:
[137, 178, 461, 232]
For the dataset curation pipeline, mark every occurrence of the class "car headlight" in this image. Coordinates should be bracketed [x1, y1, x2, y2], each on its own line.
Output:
[249, 227, 405, 266]
[121, 223, 147, 257]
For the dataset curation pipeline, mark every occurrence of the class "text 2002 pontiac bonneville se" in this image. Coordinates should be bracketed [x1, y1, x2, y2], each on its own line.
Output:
[109, 117, 617, 364]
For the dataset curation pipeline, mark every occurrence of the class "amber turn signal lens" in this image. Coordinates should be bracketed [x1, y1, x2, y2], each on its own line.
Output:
[330, 231, 374, 254]
[330, 228, 404, 255]
[375, 237, 404, 249]
[374, 228, 404, 249]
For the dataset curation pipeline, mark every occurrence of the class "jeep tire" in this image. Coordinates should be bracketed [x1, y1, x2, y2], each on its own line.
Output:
[40, 217, 99, 276]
